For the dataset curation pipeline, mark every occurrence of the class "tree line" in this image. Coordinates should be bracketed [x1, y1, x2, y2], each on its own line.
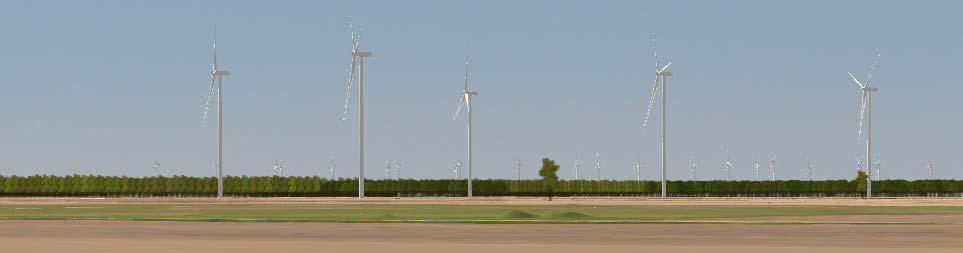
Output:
[0, 175, 961, 197]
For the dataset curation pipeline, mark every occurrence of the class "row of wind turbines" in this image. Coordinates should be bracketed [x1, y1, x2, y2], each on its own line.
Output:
[199, 19, 884, 198]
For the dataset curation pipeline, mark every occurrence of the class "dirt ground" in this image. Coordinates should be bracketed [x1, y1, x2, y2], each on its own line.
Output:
[3, 196, 963, 206]
[1, 220, 961, 253]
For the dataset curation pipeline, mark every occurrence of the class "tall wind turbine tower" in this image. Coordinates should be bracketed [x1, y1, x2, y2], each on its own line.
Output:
[571, 156, 581, 180]
[340, 17, 373, 198]
[804, 156, 814, 180]
[201, 30, 230, 198]
[642, 33, 674, 198]
[451, 57, 479, 197]
[847, 53, 880, 198]
[453, 160, 463, 179]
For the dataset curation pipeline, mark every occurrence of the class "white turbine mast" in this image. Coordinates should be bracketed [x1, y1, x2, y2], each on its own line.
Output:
[513, 160, 522, 181]
[394, 161, 402, 179]
[752, 160, 761, 181]
[201, 28, 230, 198]
[688, 156, 697, 181]
[571, 156, 581, 180]
[633, 161, 643, 182]
[385, 160, 393, 179]
[847, 53, 880, 197]
[329, 152, 336, 179]
[804, 156, 814, 181]
[873, 158, 881, 181]
[453, 160, 463, 180]
[769, 153, 777, 181]
[451, 57, 479, 197]
[594, 152, 601, 180]
[272, 155, 285, 177]
[340, 17, 373, 198]
[722, 149, 734, 180]
[152, 160, 161, 175]
[642, 33, 674, 198]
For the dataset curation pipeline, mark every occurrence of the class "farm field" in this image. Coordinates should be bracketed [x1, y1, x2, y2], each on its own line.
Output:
[2, 197, 963, 252]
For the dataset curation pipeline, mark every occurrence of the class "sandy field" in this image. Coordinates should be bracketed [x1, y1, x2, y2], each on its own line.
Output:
[1, 220, 961, 253]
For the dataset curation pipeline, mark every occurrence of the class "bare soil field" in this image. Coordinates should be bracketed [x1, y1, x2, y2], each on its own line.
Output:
[1, 220, 961, 253]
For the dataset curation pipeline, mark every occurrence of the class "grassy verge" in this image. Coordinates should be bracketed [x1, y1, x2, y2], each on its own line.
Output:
[1, 204, 961, 224]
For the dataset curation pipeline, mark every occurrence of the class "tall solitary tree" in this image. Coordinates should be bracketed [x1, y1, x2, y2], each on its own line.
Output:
[538, 158, 560, 201]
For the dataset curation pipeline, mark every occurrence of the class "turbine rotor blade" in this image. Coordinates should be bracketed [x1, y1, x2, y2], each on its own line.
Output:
[202, 70, 216, 126]
[865, 53, 880, 86]
[452, 95, 466, 120]
[650, 33, 660, 71]
[848, 72, 865, 89]
[341, 38, 360, 121]
[642, 76, 660, 134]
[659, 61, 672, 72]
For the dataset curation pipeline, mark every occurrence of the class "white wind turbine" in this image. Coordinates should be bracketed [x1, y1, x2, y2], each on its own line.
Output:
[385, 160, 393, 179]
[723, 157, 735, 180]
[201, 30, 230, 198]
[394, 161, 402, 179]
[514, 160, 522, 181]
[925, 161, 935, 179]
[688, 157, 697, 181]
[873, 158, 881, 181]
[804, 156, 814, 181]
[752, 160, 761, 181]
[571, 156, 581, 180]
[453, 160, 463, 179]
[632, 161, 643, 182]
[152, 160, 161, 175]
[855, 154, 864, 173]
[769, 154, 777, 181]
[329, 152, 336, 179]
[340, 17, 373, 198]
[272, 155, 285, 177]
[451, 57, 479, 197]
[846, 53, 880, 197]
[642, 33, 674, 198]
[594, 152, 601, 180]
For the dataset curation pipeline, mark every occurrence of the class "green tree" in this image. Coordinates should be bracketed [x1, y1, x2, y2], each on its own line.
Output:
[855, 170, 868, 196]
[538, 158, 560, 201]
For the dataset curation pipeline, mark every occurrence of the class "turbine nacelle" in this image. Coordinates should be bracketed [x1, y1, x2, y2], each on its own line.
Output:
[353, 51, 372, 57]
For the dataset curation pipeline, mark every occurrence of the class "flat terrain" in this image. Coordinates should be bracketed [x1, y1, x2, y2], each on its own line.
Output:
[1, 197, 962, 252]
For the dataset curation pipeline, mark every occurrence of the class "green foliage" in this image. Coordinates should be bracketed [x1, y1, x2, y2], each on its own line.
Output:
[538, 158, 560, 200]
[0, 174, 959, 197]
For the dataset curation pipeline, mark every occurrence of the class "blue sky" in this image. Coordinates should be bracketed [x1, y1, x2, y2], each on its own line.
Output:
[1, 0, 961, 180]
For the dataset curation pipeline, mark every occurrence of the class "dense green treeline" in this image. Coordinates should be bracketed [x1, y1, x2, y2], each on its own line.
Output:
[0, 175, 961, 197]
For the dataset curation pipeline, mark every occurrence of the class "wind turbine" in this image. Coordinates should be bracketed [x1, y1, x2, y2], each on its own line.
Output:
[632, 161, 643, 182]
[453, 160, 463, 179]
[340, 17, 373, 198]
[594, 152, 601, 180]
[642, 33, 674, 198]
[385, 160, 393, 179]
[752, 160, 761, 181]
[804, 156, 814, 181]
[272, 155, 285, 177]
[855, 154, 864, 173]
[769, 154, 777, 181]
[846, 53, 880, 198]
[688, 157, 697, 181]
[394, 161, 402, 179]
[452, 57, 479, 197]
[723, 157, 734, 180]
[873, 158, 881, 181]
[925, 161, 935, 179]
[329, 152, 336, 179]
[201, 29, 230, 198]
[571, 156, 581, 180]
[513, 160, 522, 181]
[152, 160, 161, 175]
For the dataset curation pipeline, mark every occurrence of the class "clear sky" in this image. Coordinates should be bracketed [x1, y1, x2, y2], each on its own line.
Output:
[1, 0, 961, 180]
